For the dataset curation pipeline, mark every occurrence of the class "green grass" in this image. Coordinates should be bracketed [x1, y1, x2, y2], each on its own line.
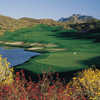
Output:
[0, 24, 62, 43]
[36, 52, 99, 67]
[15, 51, 99, 73]
[0, 24, 100, 73]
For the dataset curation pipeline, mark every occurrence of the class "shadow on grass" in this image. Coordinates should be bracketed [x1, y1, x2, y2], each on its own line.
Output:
[13, 53, 89, 84]
[79, 56, 100, 69]
[53, 31, 100, 43]
[13, 52, 100, 84]
[14, 67, 84, 84]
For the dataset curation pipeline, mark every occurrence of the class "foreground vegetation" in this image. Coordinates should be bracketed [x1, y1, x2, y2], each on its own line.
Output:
[1, 56, 100, 100]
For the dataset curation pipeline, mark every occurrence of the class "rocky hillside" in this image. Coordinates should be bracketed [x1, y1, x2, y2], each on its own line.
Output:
[0, 15, 17, 34]
[58, 14, 98, 24]
[70, 20, 100, 32]
[0, 14, 100, 35]
[0, 14, 71, 35]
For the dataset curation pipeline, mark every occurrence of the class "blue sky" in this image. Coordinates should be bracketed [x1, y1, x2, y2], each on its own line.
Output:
[0, 0, 100, 20]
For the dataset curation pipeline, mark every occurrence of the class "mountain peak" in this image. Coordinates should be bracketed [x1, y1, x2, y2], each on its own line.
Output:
[58, 14, 96, 23]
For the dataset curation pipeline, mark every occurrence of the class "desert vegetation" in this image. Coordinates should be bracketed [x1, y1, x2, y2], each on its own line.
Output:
[0, 14, 71, 35]
[1, 56, 100, 100]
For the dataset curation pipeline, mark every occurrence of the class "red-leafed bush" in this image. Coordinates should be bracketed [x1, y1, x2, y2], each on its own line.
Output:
[0, 69, 87, 100]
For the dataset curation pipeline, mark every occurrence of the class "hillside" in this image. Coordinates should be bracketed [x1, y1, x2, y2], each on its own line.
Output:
[0, 14, 71, 35]
[70, 20, 100, 32]
[58, 14, 98, 24]
[0, 14, 100, 35]
[0, 14, 17, 34]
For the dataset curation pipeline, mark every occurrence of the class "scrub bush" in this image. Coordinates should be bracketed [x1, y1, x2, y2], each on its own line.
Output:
[0, 55, 13, 84]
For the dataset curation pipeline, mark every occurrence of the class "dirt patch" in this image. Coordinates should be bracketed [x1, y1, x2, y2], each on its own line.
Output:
[47, 48, 66, 52]
[30, 43, 57, 47]
[0, 41, 5, 44]
[30, 43, 45, 47]
[4, 42, 24, 46]
[27, 47, 44, 51]
[0, 41, 64, 52]
[45, 44, 57, 47]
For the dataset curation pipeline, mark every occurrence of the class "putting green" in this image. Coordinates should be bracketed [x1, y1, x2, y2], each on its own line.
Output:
[35, 52, 99, 68]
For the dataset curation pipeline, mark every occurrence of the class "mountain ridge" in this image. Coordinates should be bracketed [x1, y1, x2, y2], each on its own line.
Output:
[58, 14, 98, 23]
[0, 14, 99, 35]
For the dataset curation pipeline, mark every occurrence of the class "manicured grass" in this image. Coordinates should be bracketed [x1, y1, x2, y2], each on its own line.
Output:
[0, 24, 100, 73]
[15, 51, 99, 73]
[36, 52, 99, 67]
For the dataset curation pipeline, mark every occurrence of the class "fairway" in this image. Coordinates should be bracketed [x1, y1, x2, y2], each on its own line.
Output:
[15, 51, 100, 73]
[36, 52, 99, 67]
[0, 24, 100, 73]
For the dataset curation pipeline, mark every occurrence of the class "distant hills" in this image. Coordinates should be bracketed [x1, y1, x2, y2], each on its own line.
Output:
[0, 14, 69, 35]
[58, 14, 100, 32]
[58, 14, 98, 23]
[0, 15, 17, 34]
[0, 14, 100, 35]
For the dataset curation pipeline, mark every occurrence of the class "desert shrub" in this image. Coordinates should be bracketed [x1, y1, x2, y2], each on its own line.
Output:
[0, 55, 13, 84]
[0, 70, 85, 100]
[0, 26, 2, 30]
[67, 68, 100, 100]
